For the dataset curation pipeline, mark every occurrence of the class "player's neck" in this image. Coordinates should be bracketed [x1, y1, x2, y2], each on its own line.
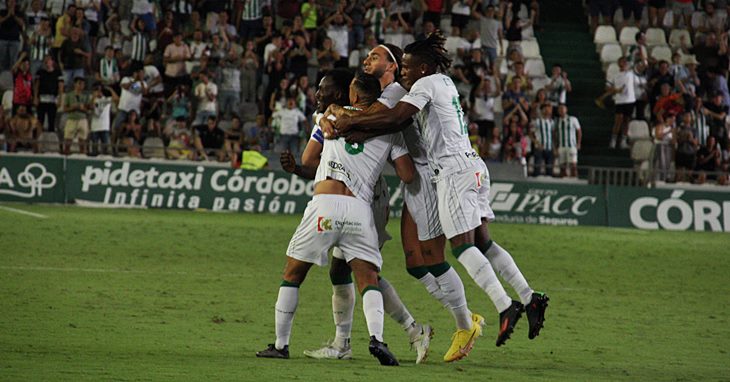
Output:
[379, 72, 395, 90]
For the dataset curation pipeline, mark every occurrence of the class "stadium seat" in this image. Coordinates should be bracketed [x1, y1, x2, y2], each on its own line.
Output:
[38, 132, 60, 153]
[493, 96, 503, 114]
[669, 29, 692, 49]
[521, 26, 534, 39]
[142, 137, 166, 159]
[600, 43, 623, 68]
[594, 25, 617, 45]
[521, 39, 541, 58]
[631, 140, 654, 162]
[690, 11, 706, 30]
[531, 75, 550, 92]
[650, 45, 672, 62]
[518, 4, 529, 20]
[645, 28, 667, 47]
[627, 120, 651, 140]
[500, 39, 510, 56]
[619, 26, 640, 45]
[662, 10, 675, 29]
[525, 58, 546, 77]
[605, 62, 620, 82]
[612, 8, 624, 27]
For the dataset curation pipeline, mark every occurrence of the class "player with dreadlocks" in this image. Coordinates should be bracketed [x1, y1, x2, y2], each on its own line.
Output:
[327, 31, 550, 357]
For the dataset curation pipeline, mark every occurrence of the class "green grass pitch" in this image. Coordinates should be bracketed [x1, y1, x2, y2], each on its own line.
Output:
[1, 204, 729, 381]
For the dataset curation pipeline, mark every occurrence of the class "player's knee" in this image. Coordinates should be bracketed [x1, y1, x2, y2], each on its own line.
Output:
[329, 259, 353, 285]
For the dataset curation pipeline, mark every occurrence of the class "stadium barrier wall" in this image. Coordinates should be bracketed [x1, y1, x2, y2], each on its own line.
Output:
[1, 155, 728, 232]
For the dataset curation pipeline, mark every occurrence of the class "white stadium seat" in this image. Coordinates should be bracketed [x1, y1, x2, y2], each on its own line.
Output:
[605, 62, 620, 82]
[142, 137, 166, 159]
[521, 39, 541, 58]
[690, 11, 706, 30]
[594, 25, 618, 45]
[531, 75, 550, 92]
[627, 120, 651, 140]
[650, 45, 672, 62]
[619, 26, 640, 45]
[600, 43, 623, 66]
[525, 58, 546, 77]
[669, 29, 692, 49]
[631, 140, 654, 162]
[38, 132, 60, 153]
[645, 28, 667, 47]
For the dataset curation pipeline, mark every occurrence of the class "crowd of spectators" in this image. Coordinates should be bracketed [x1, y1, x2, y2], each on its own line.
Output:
[0, 0, 583, 173]
[592, 0, 730, 184]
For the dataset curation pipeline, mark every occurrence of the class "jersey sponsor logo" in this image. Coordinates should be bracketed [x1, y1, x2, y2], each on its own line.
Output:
[327, 160, 351, 180]
[464, 151, 479, 159]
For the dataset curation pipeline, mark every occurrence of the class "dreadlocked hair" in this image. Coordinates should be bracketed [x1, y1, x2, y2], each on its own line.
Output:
[403, 30, 452, 73]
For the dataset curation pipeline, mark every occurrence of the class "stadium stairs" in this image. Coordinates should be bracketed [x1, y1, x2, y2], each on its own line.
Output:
[536, 0, 633, 168]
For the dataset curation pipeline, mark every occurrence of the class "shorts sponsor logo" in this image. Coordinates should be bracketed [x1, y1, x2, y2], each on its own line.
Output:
[0, 163, 57, 198]
[317, 216, 333, 232]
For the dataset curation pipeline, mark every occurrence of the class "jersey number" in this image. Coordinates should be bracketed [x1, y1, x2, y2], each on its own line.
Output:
[345, 142, 365, 155]
[452, 96, 467, 135]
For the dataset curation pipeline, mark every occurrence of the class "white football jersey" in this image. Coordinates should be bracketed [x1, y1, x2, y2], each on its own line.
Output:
[379, 82, 429, 167]
[315, 125, 409, 204]
[400, 73, 480, 175]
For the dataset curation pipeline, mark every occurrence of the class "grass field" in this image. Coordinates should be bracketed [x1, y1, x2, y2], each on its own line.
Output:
[1, 204, 729, 381]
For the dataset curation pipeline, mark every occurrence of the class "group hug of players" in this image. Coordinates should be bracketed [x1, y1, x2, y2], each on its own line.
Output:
[255, 31, 549, 366]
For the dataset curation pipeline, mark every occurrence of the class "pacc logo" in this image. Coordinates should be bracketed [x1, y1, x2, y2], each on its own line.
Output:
[0, 163, 57, 198]
[488, 183, 597, 216]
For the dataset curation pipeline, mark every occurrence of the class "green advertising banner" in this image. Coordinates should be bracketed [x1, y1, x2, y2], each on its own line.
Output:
[607, 187, 730, 232]
[488, 181, 607, 226]
[0, 155, 65, 203]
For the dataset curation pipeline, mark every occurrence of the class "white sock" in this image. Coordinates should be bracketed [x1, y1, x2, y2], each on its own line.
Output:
[457, 245, 512, 313]
[332, 283, 355, 349]
[418, 273, 445, 301]
[379, 277, 416, 330]
[484, 241, 534, 306]
[362, 289, 385, 342]
[435, 266, 472, 330]
[274, 285, 299, 349]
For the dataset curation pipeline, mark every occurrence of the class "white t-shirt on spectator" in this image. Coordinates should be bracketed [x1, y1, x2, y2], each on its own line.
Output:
[273, 108, 306, 136]
[611, 70, 637, 105]
[144, 65, 164, 93]
[263, 43, 278, 64]
[91, 96, 112, 132]
[195, 81, 218, 113]
[327, 25, 349, 58]
[132, 0, 154, 14]
[118, 77, 145, 113]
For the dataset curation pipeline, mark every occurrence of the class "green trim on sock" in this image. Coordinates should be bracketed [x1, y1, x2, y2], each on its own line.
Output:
[427, 262, 452, 277]
[280, 280, 300, 288]
[330, 272, 353, 285]
[452, 243, 474, 258]
[406, 266, 429, 279]
[361, 285, 381, 296]
[484, 240, 494, 252]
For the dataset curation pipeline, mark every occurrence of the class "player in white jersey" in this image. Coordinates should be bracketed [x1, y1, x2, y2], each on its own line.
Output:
[327, 31, 549, 348]
[281, 69, 433, 364]
[346, 43, 484, 363]
[258, 71, 415, 366]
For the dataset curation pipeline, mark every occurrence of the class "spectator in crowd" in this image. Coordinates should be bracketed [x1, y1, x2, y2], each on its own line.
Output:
[62, 77, 91, 155]
[502, 77, 530, 116]
[272, 96, 306, 155]
[530, 103, 555, 176]
[704, 91, 728, 145]
[219, 46, 242, 119]
[163, 31, 192, 96]
[112, 65, 147, 155]
[691, 96, 711, 148]
[245, 114, 272, 151]
[474, 4, 503, 73]
[470, 77, 500, 158]
[485, 125, 503, 162]
[97, 45, 120, 88]
[654, 112, 676, 181]
[502, 102, 529, 163]
[546, 64, 571, 108]
[675, 111, 697, 182]
[600, 57, 637, 149]
[166, 117, 194, 160]
[647, 0, 667, 28]
[34, 54, 63, 133]
[89, 84, 118, 156]
[652, 83, 685, 123]
[224, 114, 244, 161]
[0, 0, 25, 71]
[193, 69, 218, 126]
[28, 16, 53, 75]
[12, 54, 33, 115]
[194, 115, 225, 161]
[620, 0, 645, 28]
[365, 0, 388, 44]
[59, 27, 90, 87]
[123, 110, 145, 158]
[7, 104, 41, 152]
[555, 103, 582, 178]
[324, 9, 351, 68]
[696, 135, 722, 183]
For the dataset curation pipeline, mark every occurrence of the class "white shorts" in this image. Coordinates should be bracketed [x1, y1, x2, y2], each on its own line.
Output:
[435, 166, 483, 239]
[403, 165, 443, 241]
[287, 194, 382, 269]
[476, 161, 496, 222]
[559, 147, 578, 164]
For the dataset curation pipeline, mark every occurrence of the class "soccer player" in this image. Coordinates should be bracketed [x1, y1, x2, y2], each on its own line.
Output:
[327, 31, 549, 347]
[347, 43, 484, 363]
[280, 68, 433, 363]
[257, 71, 415, 366]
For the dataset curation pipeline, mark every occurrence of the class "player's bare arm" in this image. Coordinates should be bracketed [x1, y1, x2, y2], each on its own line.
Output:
[333, 101, 419, 135]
